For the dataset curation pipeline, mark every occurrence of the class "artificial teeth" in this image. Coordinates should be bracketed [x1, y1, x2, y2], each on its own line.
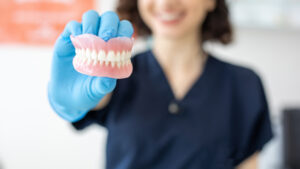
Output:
[98, 50, 106, 61]
[117, 62, 121, 68]
[107, 51, 115, 62]
[75, 48, 132, 68]
[92, 50, 97, 60]
[105, 60, 109, 66]
[86, 48, 91, 57]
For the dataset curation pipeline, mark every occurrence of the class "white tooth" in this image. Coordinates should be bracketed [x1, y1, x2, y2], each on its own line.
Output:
[74, 55, 79, 61]
[79, 56, 85, 64]
[77, 50, 81, 58]
[126, 60, 130, 65]
[82, 49, 87, 57]
[91, 50, 97, 61]
[76, 51, 79, 58]
[124, 51, 128, 59]
[86, 51, 91, 65]
[127, 52, 131, 60]
[111, 61, 115, 68]
[80, 49, 85, 57]
[87, 58, 92, 65]
[117, 62, 121, 68]
[121, 51, 126, 62]
[86, 48, 91, 58]
[78, 57, 83, 65]
[107, 51, 115, 62]
[116, 52, 121, 62]
[87, 53, 92, 60]
[99, 60, 103, 65]
[80, 56, 84, 64]
[93, 60, 98, 66]
[79, 48, 82, 55]
[98, 50, 106, 61]
[75, 48, 79, 55]
[74, 55, 81, 61]
[105, 60, 109, 66]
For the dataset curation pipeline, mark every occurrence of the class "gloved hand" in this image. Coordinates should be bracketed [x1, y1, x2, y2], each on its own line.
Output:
[48, 10, 134, 122]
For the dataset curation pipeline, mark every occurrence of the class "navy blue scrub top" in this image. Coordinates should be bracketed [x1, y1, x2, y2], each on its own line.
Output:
[72, 50, 273, 169]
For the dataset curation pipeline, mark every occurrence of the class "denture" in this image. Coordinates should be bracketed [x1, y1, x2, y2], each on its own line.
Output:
[70, 34, 134, 79]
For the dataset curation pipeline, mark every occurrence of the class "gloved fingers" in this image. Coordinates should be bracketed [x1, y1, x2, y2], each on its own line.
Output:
[117, 20, 134, 38]
[90, 77, 117, 98]
[61, 20, 82, 39]
[98, 11, 120, 41]
[82, 10, 100, 35]
[53, 20, 81, 58]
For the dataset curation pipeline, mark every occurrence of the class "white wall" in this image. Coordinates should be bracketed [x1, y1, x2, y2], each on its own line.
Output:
[0, 45, 107, 169]
[208, 28, 300, 119]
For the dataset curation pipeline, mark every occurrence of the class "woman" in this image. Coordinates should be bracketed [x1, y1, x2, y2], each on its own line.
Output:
[48, 0, 273, 168]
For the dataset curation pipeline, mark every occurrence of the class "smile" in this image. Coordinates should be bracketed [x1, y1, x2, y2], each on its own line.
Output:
[155, 12, 185, 23]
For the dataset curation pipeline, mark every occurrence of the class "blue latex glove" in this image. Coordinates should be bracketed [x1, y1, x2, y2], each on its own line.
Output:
[48, 10, 134, 122]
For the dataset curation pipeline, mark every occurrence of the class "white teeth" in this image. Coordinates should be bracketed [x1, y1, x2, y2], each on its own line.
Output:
[93, 60, 98, 66]
[98, 50, 106, 61]
[158, 13, 181, 21]
[75, 48, 132, 67]
[87, 58, 91, 65]
[86, 48, 91, 57]
[121, 51, 126, 62]
[127, 52, 131, 59]
[91, 50, 97, 60]
[105, 60, 109, 66]
[83, 49, 86, 56]
[107, 51, 115, 62]
[116, 52, 121, 62]
[80, 56, 86, 64]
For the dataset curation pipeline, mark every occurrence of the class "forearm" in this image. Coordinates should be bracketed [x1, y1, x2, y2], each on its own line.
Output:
[236, 152, 258, 169]
[92, 92, 113, 110]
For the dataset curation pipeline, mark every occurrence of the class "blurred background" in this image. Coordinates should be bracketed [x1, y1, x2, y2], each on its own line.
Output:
[0, 0, 299, 169]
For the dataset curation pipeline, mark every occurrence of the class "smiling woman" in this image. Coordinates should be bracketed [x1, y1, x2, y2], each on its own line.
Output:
[48, 0, 273, 169]
[117, 0, 232, 44]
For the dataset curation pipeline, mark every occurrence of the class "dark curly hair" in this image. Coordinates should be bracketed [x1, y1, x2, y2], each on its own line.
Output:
[116, 0, 233, 44]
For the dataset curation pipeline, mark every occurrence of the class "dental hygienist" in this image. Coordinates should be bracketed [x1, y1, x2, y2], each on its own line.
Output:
[48, 0, 273, 168]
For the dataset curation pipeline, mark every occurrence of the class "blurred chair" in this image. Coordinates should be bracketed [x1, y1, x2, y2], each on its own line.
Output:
[283, 108, 300, 169]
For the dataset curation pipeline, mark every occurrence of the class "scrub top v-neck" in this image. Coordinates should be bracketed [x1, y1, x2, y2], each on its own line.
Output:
[147, 49, 211, 110]
[72, 50, 273, 169]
